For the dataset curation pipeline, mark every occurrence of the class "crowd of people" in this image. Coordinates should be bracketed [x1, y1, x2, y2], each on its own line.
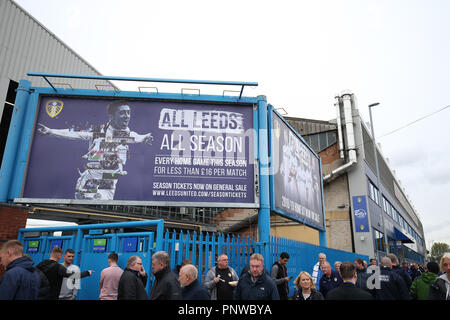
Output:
[0, 239, 449, 300]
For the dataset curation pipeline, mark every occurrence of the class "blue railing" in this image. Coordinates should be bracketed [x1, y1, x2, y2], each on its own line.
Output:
[269, 235, 369, 296]
[162, 230, 369, 297]
[163, 230, 258, 281]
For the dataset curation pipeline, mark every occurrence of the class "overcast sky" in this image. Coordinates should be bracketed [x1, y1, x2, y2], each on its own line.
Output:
[16, 0, 450, 246]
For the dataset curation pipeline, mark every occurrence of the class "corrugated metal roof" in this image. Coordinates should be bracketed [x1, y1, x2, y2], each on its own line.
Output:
[0, 0, 110, 92]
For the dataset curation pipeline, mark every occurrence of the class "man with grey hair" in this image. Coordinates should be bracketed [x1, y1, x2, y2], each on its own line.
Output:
[204, 253, 239, 300]
[372, 256, 410, 300]
[150, 251, 181, 300]
[179, 264, 210, 300]
[117, 255, 148, 300]
[318, 261, 342, 298]
[388, 253, 412, 290]
[312, 253, 326, 290]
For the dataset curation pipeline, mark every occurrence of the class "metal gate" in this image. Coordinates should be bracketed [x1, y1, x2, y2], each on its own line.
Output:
[18, 220, 163, 300]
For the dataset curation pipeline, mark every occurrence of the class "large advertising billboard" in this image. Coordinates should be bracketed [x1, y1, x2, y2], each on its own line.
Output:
[270, 110, 325, 229]
[22, 96, 256, 206]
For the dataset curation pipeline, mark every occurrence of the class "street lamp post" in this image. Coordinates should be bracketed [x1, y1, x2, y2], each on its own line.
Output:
[368, 102, 390, 257]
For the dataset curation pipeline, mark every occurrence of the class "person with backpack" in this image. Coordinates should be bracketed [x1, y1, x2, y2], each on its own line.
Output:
[270, 252, 292, 300]
[410, 261, 439, 300]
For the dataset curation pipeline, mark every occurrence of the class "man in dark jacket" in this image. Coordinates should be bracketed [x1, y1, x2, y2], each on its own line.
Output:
[354, 258, 370, 292]
[36, 247, 93, 300]
[234, 253, 280, 300]
[372, 256, 410, 300]
[428, 253, 450, 300]
[326, 262, 373, 300]
[388, 253, 412, 290]
[150, 251, 181, 300]
[179, 264, 210, 300]
[319, 261, 343, 298]
[270, 252, 292, 300]
[0, 240, 40, 300]
[118, 255, 148, 300]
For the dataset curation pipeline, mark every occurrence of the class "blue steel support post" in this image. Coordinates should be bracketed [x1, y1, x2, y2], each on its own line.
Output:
[0, 80, 32, 202]
[74, 228, 84, 266]
[155, 220, 164, 252]
[10, 91, 39, 199]
[257, 96, 271, 269]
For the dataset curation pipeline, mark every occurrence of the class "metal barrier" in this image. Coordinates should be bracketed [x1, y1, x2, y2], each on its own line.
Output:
[270, 235, 369, 296]
[18, 220, 368, 300]
[18, 220, 164, 299]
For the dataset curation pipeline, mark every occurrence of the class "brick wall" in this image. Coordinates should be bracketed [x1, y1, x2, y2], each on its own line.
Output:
[0, 204, 28, 279]
[0, 204, 28, 243]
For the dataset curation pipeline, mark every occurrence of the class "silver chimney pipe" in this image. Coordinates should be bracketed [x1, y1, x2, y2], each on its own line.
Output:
[324, 91, 357, 183]
[335, 95, 344, 159]
[342, 92, 357, 163]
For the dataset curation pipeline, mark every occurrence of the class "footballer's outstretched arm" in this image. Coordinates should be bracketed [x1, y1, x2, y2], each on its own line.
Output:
[36, 123, 92, 140]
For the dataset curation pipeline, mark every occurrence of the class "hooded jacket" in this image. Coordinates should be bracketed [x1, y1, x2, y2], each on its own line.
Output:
[36, 259, 90, 300]
[428, 274, 450, 300]
[0, 256, 40, 300]
[410, 272, 438, 300]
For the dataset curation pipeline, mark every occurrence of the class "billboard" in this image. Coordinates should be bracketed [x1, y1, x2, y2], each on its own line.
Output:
[22, 96, 256, 206]
[270, 109, 325, 229]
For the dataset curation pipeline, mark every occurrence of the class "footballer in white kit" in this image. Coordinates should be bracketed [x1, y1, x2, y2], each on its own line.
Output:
[37, 100, 153, 200]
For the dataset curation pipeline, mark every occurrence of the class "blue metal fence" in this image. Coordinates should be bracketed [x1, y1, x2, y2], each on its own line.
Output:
[19, 222, 369, 299]
[163, 230, 258, 282]
[269, 236, 369, 296]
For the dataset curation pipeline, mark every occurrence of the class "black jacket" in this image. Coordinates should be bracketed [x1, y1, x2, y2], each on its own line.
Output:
[372, 266, 410, 300]
[391, 265, 412, 290]
[233, 271, 280, 300]
[428, 275, 450, 300]
[326, 282, 373, 300]
[117, 268, 148, 300]
[319, 270, 343, 298]
[271, 261, 289, 299]
[150, 266, 181, 300]
[355, 267, 370, 292]
[181, 279, 210, 300]
[293, 288, 324, 300]
[36, 259, 90, 300]
[0, 256, 40, 300]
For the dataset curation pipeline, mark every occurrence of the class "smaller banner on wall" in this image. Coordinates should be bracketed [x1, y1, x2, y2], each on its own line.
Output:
[352, 195, 370, 232]
[271, 110, 325, 230]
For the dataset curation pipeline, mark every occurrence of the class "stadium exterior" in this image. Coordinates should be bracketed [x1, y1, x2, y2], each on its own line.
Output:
[0, 1, 426, 265]
[285, 91, 426, 264]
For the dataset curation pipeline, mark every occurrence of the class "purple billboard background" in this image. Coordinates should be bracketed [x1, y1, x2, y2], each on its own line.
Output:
[23, 96, 255, 205]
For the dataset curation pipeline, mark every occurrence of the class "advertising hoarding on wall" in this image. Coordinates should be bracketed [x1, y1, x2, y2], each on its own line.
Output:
[352, 195, 370, 232]
[22, 96, 257, 207]
[270, 109, 325, 230]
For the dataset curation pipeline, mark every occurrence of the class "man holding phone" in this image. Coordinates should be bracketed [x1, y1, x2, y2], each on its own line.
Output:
[271, 252, 292, 300]
[117, 256, 148, 300]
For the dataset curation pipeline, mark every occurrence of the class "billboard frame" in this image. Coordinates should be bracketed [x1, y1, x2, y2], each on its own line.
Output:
[1, 76, 261, 209]
[268, 105, 326, 232]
